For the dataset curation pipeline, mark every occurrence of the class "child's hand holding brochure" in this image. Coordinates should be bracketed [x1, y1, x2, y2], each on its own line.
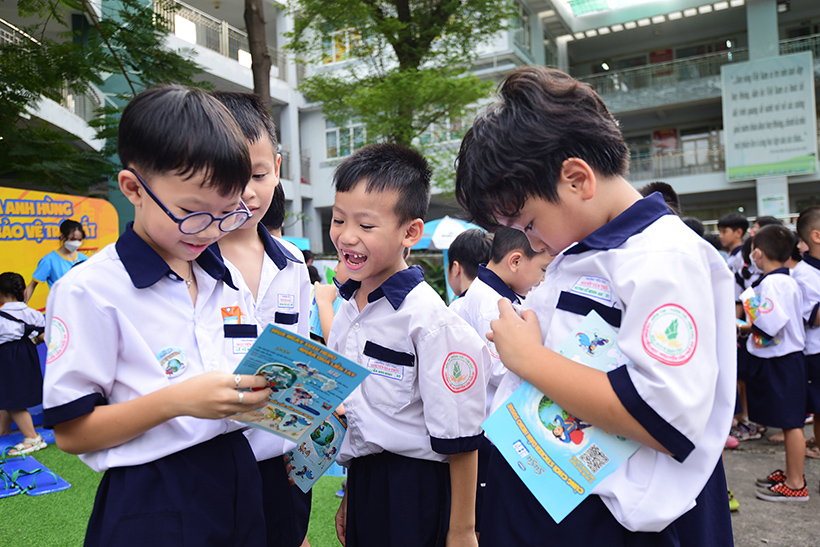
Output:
[482, 310, 640, 523]
[232, 325, 368, 442]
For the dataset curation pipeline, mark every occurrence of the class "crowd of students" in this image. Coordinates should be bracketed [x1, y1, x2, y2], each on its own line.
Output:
[0, 65, 817, 546]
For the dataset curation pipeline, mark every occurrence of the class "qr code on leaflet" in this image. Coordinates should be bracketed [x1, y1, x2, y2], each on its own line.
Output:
[579, 443, 609, 475]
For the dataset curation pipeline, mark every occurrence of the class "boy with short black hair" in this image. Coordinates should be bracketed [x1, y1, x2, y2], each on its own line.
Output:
[211, 91, 313, 547]
[328, 143, 489, 547]
[718, 212, 748, 274]
[794, 206, 820, 463]
[447, 228, 492, 301]
[455, 66, 735, 544]
[42, 85, 272, 546]
[452, 226, 552, 533]
[739, 224, 808, 501]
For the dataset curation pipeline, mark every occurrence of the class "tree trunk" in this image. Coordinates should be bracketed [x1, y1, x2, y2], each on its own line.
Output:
[244, 0, 272, 109]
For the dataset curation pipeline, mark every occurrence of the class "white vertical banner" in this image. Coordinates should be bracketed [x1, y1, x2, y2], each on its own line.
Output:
[721, 51, 818, 181]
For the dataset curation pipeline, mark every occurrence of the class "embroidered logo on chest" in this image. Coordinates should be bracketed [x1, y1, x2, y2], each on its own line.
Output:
[157, 346, 188, 378]
[278, 294, 295, 309]
[641, 304, 698, 366]
[441, 352, 478, 393]
[46, 317, 69, 363]
[570, 276, 612, 304]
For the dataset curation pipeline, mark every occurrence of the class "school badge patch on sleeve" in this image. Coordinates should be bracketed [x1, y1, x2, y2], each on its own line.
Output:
[46, 317, 69, 363]
[442, 352, 478, 393]
[641, 304, 697, 366]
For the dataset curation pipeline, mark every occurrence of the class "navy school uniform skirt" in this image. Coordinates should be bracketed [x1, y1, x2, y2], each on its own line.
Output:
[746, 352, 807, 429]
[0, 338, 43, 410]
[85, 430, 265, 547]
[257, 455, 312, 547]
[346, 451, 451, 547]
[806, 353, 820, 414]
[479, 446, 733, 547]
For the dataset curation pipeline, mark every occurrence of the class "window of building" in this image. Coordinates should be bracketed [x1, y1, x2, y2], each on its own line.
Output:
[322, 28, 361, 64]
[626, 135, 652, 173]
[325, 118, 366, 159]
[513, 2, 532, 54]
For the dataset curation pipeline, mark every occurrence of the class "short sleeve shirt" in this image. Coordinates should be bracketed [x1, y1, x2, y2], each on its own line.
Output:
[329, 266, 491, 464]
[743, 268, 805, 358]
[792, 255, 820, 355]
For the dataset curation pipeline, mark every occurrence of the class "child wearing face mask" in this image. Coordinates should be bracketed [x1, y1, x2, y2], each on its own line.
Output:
[24, 219, 88, 303]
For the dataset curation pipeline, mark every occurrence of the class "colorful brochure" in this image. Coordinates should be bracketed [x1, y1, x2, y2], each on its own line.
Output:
[482, 310, 640, 523]
[286, 410, 348, 493]
[232, 325, 368, 442]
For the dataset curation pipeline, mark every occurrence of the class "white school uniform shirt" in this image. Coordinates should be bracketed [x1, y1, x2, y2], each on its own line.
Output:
[0, 302, 45, 343]
[42, 223, 256, 473]
[725, 245, 744, 274]
[792, 254, 820, 356]
[744, 268, 805, 358]
[220, 225, 312, 461]
[492, 193, 737, 532]
[452, 265, 522, 416]
[329, 266, 491, 464]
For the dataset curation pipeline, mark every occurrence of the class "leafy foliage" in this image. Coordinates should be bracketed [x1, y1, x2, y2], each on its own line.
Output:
[286, 0, 514, 151]
[0, 0, 208, 195]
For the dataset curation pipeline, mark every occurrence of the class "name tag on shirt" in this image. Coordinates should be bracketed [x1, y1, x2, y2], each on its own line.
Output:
[233, 338, 255, 354]
[571, 275, 612, 304]
[366, 357, 404, 380]
[278, 294, 295, 309]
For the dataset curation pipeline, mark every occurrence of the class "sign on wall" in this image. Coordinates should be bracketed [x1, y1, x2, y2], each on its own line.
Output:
[721, 51, 818, 181]
[0, 187, 119, 311]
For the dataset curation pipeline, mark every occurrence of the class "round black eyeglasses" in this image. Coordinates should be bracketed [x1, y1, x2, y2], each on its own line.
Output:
[125, 168, 250, 234]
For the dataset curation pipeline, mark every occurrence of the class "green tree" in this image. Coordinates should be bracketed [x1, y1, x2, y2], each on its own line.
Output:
[286, 0, 514, 153]
[0, 0, 208, 195]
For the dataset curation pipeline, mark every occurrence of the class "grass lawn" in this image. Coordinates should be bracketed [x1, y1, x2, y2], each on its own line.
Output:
[0, 445, 344, 547]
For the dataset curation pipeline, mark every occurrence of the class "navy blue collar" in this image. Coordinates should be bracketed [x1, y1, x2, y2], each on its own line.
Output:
[477, 264, 521, 304]
[803, 252, 820, 272]
[565, 192, 671, 255]
[751, 266, 790, 288]
[729, 245, 743, 257]
[257, 224, 302, 270]
[336, 265, 425, 310]
[116, 222, 237, 290]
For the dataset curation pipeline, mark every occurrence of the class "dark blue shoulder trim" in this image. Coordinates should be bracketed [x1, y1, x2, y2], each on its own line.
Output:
[477, 265, 520, 304]
[608, 365, 695, 463]
[430, 433, 483, 455]
[43, 392, 107, 429]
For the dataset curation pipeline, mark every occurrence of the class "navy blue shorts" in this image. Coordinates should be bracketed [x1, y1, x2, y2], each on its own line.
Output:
[347, 452, 450, 547]
[479, 446, 733, 546]
[258, 455, 312, 546]
[85, 431, 265, 547]
[747, 352, 807, 429]
[475, 435, 493, 533]
[806, 353, 820, 414]
[736, 338, 753, 383]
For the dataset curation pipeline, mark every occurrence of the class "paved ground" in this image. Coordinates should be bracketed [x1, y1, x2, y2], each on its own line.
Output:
[725, 423, 820, 546]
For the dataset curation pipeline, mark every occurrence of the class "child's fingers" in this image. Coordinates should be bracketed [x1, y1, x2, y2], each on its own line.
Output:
[232, 374, 268, 390]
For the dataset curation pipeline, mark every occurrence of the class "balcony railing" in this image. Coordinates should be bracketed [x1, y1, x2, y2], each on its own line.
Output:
[629, 148, 726, 182]
[579, 34, 820, 97]
[0, 18, 103, 123]
[153, 0, 287, 81]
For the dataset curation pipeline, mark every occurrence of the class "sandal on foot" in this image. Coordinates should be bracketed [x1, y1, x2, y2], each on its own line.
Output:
[806, 446, 820, 460]
[806, 436, 816, 449]
[7, 435, 47, 457]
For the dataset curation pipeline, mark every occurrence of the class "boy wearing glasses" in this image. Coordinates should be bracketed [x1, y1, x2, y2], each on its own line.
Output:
[42, 86, 273, 546]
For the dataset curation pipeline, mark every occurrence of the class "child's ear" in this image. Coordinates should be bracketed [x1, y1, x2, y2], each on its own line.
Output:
[449, 261, 462, 279]
[811, 229, 820, 246]
[274, 153, 282, 181]
[560, 158, 596, 201]
[119, 170, 143, 207]
[508, 251, 523, 272]
[403, 218, 424, 248]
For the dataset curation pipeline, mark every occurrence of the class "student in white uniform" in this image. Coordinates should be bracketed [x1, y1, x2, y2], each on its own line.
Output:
[795, 206, 820, 464]
[452, 227, 551, 534]
[454, 66, 735, 545]
[328, 143, 490, 547]
[0, 272, 47, 456]
[740, 225, 809, 501]
[211, 91, 313, 547]
[446, 229, 492, 315]
[41, 86, 273, 547]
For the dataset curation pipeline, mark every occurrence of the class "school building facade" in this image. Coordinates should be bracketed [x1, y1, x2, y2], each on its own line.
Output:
[2, 0, 819, 252]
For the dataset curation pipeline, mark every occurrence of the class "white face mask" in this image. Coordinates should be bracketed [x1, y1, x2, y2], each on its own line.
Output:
[64, 240, 82, 253]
